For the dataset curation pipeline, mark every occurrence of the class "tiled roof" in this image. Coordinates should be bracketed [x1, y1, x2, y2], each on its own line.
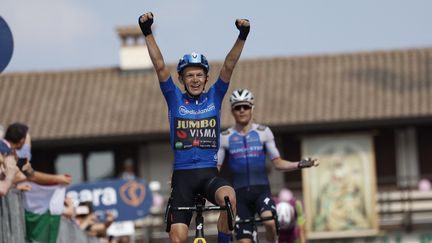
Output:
[1, 47, 432, 141]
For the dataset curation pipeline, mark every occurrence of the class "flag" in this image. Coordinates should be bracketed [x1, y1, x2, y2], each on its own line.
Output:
[23, 182, 65, 243]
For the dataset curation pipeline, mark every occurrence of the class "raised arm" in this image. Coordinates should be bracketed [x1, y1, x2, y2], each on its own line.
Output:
[219, 19, 250, 83]
[138, 12, 170, 82]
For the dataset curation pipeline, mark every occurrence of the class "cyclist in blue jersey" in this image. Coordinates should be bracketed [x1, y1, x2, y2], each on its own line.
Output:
[138, 12, 250, 243]
[217, 89, 319, 243]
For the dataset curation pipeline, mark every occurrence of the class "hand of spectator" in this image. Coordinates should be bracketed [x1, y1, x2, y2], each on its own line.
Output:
[21, 161, 35, 177]
[104, 211, 115, 229]
[57, 174, 72, 185]
[62, 196, 75, 219]
[16, 183, 32, 191]
[79, 213, 98, 230]
[105, 211, 114, 222]
[4, 155, 19, 177]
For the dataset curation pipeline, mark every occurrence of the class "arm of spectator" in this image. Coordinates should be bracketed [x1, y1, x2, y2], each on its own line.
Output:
[13, 159, 32, 184]
[27, 171, 72, 185]
[62, 196, 75, 219]
[83, 211, 115, 238]
[79, 213, 98, 231]
[13, 171, 27, 183]
[16, 183, 32, 191]
[104, 211, 114, 229]
[0, 155, 20, 197]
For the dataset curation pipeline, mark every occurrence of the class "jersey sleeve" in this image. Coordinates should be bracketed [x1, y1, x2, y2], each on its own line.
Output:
[159, 76, 179, 109]
[217, 130, 230, 166]
[263, 127, 281, 160]
[217, 147, 226, 166]
[209, 78, 229, 108]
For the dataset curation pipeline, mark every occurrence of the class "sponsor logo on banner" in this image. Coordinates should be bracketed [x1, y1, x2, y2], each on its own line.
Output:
[67, 179, 153, 221]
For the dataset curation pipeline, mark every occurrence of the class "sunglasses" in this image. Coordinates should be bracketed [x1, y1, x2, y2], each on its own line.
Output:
[233, 105, 252, 111]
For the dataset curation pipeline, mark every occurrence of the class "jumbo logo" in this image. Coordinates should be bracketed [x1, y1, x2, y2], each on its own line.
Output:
[119, 180, 146, 207]
[176, 118, 217, 129]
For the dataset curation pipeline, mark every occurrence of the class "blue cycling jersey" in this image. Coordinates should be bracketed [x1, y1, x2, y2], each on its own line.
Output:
[160, 77, 228, 170]
[218, 124, 281, 189]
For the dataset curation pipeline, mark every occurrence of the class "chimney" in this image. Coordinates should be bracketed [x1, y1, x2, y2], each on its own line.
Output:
[116, 26, 152, 70]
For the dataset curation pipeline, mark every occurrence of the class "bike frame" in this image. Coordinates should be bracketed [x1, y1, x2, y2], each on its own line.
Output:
[235, 211, 279, 243]
[165, 194, 234, 243]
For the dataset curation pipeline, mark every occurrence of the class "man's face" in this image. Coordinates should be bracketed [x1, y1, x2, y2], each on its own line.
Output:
[231, 104, 253, 125]
[15, 137, 26, 149]
[180, 66, 208, 97]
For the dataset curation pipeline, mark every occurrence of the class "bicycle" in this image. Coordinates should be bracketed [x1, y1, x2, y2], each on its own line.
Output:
[234, 210, 279, 243]
[164, 194, 235, 243]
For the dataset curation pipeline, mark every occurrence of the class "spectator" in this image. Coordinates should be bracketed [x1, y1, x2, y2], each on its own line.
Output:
[418, 178, 431, 191]
[0, 154, 19, 196]
[119, 158, 136, 180]
[74, 201, 114, 239]
[62, 196, 76, 219]
[0, 122, 28, 156]
[1, 122, 71, 185]
[276, 188, 306, 243]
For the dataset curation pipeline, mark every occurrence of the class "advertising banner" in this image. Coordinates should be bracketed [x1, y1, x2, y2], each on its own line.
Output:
[67, 179, 153, 222]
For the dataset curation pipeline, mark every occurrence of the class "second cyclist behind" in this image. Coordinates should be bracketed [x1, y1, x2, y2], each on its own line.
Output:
[218, 89, 319, 243]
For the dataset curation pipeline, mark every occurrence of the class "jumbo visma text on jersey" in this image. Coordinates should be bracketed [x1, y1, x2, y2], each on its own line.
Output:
[175, 117, 218, 150]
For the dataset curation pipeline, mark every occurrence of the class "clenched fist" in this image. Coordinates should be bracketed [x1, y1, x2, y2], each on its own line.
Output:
[235, 19, 250, 40]
[138, 12, 154, 36]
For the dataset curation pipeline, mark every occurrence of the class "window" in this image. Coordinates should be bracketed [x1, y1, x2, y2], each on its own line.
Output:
[55, 151, 115, 184]
[55, 154, 83, 184]
[87, 152, 114, 181]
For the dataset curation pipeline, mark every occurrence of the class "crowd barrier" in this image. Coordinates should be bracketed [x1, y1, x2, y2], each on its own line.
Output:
[0, 189, 99, 243]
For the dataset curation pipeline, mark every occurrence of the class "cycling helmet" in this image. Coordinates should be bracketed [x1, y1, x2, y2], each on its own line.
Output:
[230, 89, 254, 107]
[276, 201, 295, 229]
[177, 52, 210, 74]
[278, 188, 294, 202]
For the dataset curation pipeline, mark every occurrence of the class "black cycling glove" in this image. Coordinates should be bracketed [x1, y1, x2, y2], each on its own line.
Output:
[298, 158, 314, 169]
[138, 12, 154, 36]
[235, 19, 250, 41]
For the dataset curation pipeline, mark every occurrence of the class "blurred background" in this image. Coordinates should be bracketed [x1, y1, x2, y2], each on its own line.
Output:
[1, 0, 432, 242]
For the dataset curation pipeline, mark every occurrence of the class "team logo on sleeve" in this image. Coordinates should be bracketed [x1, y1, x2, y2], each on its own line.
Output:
[174, 116, 218, 150]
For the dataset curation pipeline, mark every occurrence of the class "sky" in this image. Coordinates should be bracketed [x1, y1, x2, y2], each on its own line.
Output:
[1, 0, 432, 73]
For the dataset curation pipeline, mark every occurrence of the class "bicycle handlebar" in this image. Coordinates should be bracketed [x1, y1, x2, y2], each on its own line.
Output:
[164, 195, 235, 232]
[235, 211, 279, 236]
[236, 215, 276, 224]
[171, 205, 228, 211]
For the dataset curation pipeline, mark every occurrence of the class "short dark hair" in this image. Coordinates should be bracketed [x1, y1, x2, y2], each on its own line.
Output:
[4, 122, 29, 144]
